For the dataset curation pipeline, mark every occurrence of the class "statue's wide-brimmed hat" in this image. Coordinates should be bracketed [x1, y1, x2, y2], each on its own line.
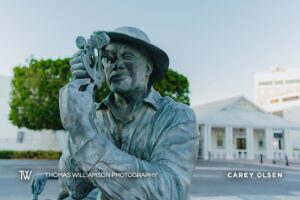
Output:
[94, 27, 169, 82]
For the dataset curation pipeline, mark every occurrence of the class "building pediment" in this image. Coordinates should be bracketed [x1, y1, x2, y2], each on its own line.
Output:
[193, 96, 300, 129]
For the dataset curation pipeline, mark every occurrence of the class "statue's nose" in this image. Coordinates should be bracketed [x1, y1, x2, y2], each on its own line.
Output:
[112, 59, 125, 71]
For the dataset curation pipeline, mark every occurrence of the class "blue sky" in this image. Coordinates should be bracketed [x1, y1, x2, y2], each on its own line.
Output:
[1, 0, 300, 105]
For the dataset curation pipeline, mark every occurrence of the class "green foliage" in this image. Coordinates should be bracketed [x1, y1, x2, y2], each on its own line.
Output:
[153, 69, 190, 105]
[0, 150, 61, 159]
[9, 58, 71, 130]
[9, 58, 190, 131]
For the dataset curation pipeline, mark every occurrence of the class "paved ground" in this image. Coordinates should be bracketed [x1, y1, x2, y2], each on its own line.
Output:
[227, 158, 300, 169]
[190, 160, 300, 200]
[0, 159, 299, 200]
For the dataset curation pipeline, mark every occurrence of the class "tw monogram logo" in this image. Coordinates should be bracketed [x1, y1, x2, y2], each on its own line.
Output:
[19, 170, 32, 180]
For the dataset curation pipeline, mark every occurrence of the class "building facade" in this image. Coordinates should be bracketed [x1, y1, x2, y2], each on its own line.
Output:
[193, 96, 300, 160]
[254, 67, 300, 113]
[254, 67, 300, 149]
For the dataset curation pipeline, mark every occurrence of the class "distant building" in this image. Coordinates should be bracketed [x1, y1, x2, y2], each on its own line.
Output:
[254, 67, 300, 149]
[0, 75, 63, 151]
[254, 67, 300, 113]
[193, 96, 300, 160]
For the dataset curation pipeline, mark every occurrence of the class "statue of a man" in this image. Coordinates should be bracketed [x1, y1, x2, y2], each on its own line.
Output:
[59, 27, 199, 200]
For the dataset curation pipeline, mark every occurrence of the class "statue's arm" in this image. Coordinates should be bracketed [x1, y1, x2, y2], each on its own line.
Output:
[70, 107, 199, 200]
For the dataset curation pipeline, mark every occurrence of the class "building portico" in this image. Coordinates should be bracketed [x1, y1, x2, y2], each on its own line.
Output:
[194, 96, 300, 160]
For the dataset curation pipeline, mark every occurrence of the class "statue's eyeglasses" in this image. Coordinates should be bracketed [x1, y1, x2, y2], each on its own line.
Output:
[102, 50, 117, 63]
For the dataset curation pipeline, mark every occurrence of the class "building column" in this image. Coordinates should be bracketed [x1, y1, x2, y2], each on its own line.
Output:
[207, 125, 212, 159]
[225, 126, 233, 159]
[265, 128, 274, 160]
[202, 126, 208, 160]
[284, 129, 293, 159]
[246, 127, 254, 159]
[202, 125, 212, 160]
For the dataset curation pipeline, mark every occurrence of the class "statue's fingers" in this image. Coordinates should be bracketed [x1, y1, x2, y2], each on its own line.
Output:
[101, 57, 108, 65]
[69, 56, 83, 66]
[71, 63, 85, 72]
[72, 70, 89, 79]
[72, 50, 82, 58]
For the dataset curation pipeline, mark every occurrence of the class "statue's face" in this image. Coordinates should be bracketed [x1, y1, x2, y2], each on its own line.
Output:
[101, 42, 153, 95]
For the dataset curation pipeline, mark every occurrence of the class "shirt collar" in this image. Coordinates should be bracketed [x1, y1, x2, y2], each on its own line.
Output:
[142, 87, 160, 110]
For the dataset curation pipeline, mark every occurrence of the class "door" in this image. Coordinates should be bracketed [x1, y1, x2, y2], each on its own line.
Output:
[236, 138, 246, 149]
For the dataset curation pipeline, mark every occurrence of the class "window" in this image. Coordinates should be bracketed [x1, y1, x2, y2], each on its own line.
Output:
[17, 131, 25, 143]
[282, 96, 299, 102]
[274, 80, 283, 85]
[270, 99, 279, 104]
[274, 133, 283, 138]
[258, 140, 263, 148]
[258, 81, 273, 86]
[217, 139, 223, 147]
[257, 134, 264, 149]
[285, 79, 300, 84]
[236, 138, 246, 149]
[216, 132, 224, 147]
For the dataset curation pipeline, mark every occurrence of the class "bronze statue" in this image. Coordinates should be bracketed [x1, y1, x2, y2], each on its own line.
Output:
[33, 27, 199, 200]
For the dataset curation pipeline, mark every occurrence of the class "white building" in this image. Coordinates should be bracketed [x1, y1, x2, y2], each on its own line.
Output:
[0, 75, 63, 151]
[193, 96, 300, 160]
[254, 67, 300, 113]
[254, 67, 300, 149]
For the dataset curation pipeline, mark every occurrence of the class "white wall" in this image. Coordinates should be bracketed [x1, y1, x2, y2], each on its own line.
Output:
[284, 106, 300, 149]
[254, 67, 300, 112]
[0, 76, 19, 140]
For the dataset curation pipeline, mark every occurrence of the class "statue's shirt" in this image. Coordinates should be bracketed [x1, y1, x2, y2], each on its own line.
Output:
[70, 88, 199, 200]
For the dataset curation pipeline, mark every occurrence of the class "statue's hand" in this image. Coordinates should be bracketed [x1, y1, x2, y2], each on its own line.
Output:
[31, 173, 47, 199]
[71, 34, 108, 88]
[69, 50, 89, 80]
[69, 46, 105, 88]
[59, 78, 96, 142]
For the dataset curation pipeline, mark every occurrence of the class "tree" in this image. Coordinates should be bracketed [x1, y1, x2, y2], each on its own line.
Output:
[9, 58, 71, 130]
[9, 58, 190, 131]
[153, 70, 190, 105]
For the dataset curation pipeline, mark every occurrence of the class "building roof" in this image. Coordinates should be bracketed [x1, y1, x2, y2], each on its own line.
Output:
[193, 96, 300, 129]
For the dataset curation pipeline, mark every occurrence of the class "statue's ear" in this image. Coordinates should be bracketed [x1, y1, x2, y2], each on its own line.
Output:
[146, 60, 153, 77]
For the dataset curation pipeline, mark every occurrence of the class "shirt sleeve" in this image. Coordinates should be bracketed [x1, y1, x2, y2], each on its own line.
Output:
[70, 106, 200, 200]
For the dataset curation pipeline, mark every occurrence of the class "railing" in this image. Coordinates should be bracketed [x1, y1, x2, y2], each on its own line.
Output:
[209, 149, 226, 159]
[255, 151, 266, 160]
[292, 150, 300, 159]
[233, 150, 247, 159]
[273, 150, 286, 159]
[209, 149, 300, 160]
